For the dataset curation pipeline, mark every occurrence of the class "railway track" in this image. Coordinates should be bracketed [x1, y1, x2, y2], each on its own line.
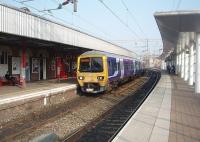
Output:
[0, 96, 92, 142]
[63, 69, 161, 142]
[0, 72, 149, 142]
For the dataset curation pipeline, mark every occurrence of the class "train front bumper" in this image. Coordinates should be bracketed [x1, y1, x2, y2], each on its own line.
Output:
[81, 83, 106, 93]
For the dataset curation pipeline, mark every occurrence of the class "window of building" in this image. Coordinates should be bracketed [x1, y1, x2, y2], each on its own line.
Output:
[0, 51, 8, 64]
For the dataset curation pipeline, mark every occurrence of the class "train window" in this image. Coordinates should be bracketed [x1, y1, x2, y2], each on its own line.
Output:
[135, 62, 138, 71]
[108, 58, 117, 76]
[108, 60, 112, 75]
[80, 58, 90, 72]
[113, 61, 117, 72]
[91, 57, 103, 72]
[130, 63, 133, 70]
[79, 57, 103, 72]
[124, 62, 129, 71]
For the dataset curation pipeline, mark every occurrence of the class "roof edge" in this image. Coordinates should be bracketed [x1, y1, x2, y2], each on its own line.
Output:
[154, 10, 200, 17]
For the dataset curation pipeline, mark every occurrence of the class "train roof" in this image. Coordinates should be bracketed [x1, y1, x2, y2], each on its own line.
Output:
[81, 50, 140, 61]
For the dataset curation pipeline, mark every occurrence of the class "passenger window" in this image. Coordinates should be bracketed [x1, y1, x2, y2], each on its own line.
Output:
[113, 61, 117, 72]
[108, 58, 117, 76]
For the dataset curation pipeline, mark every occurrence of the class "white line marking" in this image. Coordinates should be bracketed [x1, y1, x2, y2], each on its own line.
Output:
[0, 85, 76, 105]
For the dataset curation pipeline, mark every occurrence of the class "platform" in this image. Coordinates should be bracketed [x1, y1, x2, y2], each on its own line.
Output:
[0, 78, 77, 105]
[113, 72, 200, 142]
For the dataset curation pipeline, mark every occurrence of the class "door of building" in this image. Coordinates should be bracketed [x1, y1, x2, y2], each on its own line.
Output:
[40, 58, 43, 80]
[8, 56, 12, 75]
[25, 57, 30, 81]
[43, 58, 46, 80]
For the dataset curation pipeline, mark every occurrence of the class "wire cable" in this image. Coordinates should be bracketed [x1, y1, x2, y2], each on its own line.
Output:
[121, 0, 147, 38]
[171, 0, 176, 10]
[43, 0, 116, 41]
[97, 0, 140, 39]
[12, 0, 107, 38]
[7, 0, 139, 48]
[51, 0, 115, 40]
[176, 0, 182, 10]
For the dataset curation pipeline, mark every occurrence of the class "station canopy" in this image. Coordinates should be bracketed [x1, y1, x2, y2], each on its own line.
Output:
[154, 10, 200, 59]
[0, 4, 138, 59]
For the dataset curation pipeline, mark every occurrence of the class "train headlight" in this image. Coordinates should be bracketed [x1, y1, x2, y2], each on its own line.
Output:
[97, 76, 104, 80]
[78, 76, 84, 80]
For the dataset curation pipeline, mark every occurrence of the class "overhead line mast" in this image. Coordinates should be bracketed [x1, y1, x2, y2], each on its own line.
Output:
[61, 0, 77, 12]
[19, 0, 78, 12]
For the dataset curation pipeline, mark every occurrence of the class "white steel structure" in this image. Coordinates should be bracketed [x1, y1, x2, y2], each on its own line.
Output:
[155, 10, 200, 93]
[0, 4, 137, 58]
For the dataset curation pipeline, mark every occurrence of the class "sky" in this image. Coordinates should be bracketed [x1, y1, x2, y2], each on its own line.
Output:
[0, 0, 200, 55]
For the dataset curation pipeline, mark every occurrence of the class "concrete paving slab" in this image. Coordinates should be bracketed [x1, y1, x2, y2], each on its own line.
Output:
[155, 118, 170, 130]
[112, 72, 182, 142]
[112, 72, 172, 142]
[133, 113, 157, 126]
[0, 78, 77, 106]
[114, 120, 153, 142]
[149, 126, 169, 142]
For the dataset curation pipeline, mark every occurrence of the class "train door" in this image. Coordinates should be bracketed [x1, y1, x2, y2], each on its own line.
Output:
[120, 58, 124, 78]
[108, 57, 116, 77]
[135, 61, 137, 74]
[133, 60, 136, 75]
[136, 61, 139, 74]
[116, 58, 120, 76]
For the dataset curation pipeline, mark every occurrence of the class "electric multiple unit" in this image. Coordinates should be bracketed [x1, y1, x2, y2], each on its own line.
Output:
[77, 50, 143, 94]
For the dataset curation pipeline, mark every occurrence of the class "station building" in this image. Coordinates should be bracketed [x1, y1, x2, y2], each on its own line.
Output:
[0, 4, 137, 86]
[0, 40, 82, 82]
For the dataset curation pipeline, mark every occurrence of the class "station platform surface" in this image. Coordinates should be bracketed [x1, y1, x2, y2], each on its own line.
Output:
[0, 78, 77, 105]
[113, 73, 200, 142]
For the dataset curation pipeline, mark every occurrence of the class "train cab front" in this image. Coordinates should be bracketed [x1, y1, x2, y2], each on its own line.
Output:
[77, 56, 107, 94]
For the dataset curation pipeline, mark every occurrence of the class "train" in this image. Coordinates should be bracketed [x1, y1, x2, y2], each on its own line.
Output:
[77, 50, 144, 94]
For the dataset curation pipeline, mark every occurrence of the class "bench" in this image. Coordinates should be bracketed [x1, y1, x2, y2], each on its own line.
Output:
[0, 77, 12, 86]
[0, 75, 20, 87]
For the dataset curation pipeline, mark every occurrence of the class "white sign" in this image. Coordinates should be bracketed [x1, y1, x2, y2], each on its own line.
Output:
[12, 57, 20, 74]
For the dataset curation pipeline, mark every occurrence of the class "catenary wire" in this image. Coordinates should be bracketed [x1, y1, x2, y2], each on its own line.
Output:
[11, 0, 110, 40]
[97, 0, 140, 39]
[121, 0, 147, 38]
[50, 0, 116, 40]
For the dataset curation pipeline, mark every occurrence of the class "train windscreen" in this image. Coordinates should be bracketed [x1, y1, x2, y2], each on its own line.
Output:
[79, 57, 103, 72]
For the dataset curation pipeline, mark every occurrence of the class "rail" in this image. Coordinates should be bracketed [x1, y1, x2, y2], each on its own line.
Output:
[63, 69, 161, 142]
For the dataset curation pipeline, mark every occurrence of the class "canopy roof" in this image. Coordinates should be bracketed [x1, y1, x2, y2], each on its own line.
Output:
[0, 4, 138, 59]
[154, 10, 200, 59]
